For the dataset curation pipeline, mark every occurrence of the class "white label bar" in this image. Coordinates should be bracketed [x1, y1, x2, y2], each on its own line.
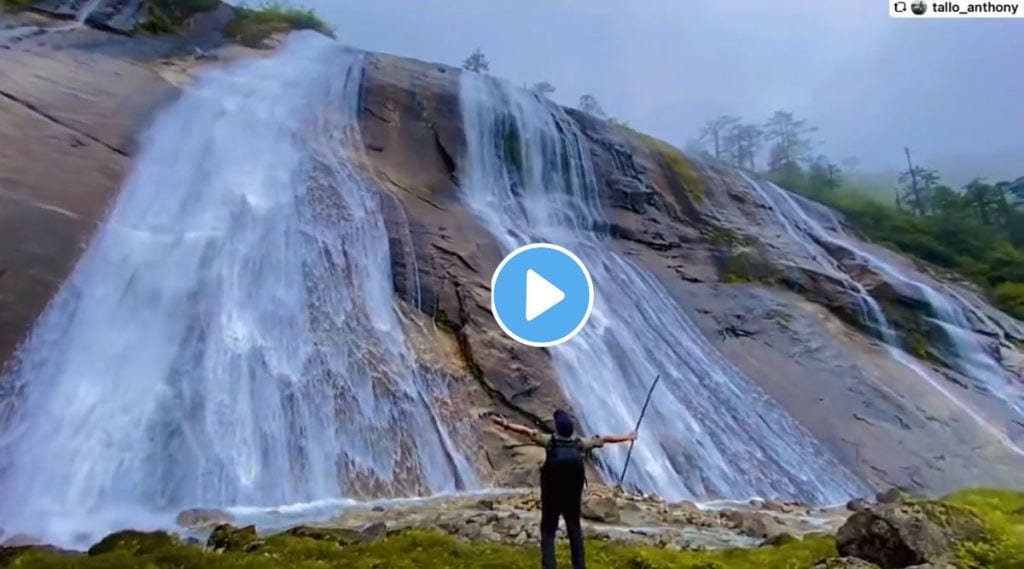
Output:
[890, 1, 1024, 16]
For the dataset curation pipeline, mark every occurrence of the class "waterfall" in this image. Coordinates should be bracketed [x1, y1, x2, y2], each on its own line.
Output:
[741, 174, 1024, 453]
[458, 73, 867, 504]
[75, 0, 102, 23]
[0, 33, 476, 547]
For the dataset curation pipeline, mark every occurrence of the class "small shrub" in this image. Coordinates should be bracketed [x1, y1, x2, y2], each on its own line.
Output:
[721, 250, 778, 285]
[707, 225, 749, 248]
[225, 1, 334, 49]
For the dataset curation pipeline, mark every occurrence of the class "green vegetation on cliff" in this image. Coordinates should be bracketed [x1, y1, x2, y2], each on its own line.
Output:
[614, 123, 706, 206]
[692, 111, 1024, 320]
[224, 1, 335, 48]
[136, 0, 334, 46]
[792, 181, 1024, 320]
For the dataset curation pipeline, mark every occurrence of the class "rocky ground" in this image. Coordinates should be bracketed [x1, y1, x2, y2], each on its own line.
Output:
[175, 485, 848, 551]
[2, 487, 1021, 568]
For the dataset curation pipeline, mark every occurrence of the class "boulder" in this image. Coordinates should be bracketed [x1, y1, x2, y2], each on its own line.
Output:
[836, 500, 988, 568]
[283, 523, 387, 545]
[721, 510, 788, 540]
[760, 532, 799, 547]
[207, 524, 263, 552]
[175, 508, 234, 529]
[876, 488, 912, 504]
[847, 498, 870, 513]
[581, 494, 621, 524]
[88, 530, 179, 556]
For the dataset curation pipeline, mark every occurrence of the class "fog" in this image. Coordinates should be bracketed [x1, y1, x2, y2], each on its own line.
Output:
[309, 1, 1022, 186]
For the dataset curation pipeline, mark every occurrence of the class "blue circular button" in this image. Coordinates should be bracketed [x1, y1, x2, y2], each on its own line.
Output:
[490, 243, 594, 347]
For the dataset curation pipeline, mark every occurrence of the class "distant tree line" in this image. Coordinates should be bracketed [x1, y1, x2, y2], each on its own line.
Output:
[693, 112, 1024, 318]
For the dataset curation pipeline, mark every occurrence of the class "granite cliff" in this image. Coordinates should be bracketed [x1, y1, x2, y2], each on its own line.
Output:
[1, 7, 1023, 518]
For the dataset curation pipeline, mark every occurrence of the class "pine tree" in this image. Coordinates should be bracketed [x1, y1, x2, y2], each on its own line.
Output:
[462, 48, 490, 73]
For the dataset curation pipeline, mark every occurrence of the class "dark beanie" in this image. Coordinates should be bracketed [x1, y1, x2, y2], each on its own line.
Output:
[553, 409, 574, 437]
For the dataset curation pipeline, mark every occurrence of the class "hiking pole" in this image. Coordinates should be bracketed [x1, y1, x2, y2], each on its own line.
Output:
[617, 374, 661, 489]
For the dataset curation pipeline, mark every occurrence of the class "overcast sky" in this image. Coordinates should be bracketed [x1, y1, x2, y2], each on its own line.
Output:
[307, 1, 1021, 185]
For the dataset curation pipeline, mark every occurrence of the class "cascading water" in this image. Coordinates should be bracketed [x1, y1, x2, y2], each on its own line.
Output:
[74, 0, 101, 22]
[458, 73, 867, 504]
[740, 174, 1024, 452]
[0, 33, 475, 547]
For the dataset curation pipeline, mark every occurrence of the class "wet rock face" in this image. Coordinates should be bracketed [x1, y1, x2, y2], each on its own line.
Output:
[0, 25, 179, 369]
[358, 53, 576, 485]
[835, 500, 988, 568]
[358, 49, 1024, 496]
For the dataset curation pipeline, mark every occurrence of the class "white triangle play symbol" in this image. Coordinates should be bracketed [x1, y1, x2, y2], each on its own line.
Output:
[525, 269, 566, 322]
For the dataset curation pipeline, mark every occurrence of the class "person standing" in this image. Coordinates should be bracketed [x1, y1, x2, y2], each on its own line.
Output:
[490, 409, 637, 569]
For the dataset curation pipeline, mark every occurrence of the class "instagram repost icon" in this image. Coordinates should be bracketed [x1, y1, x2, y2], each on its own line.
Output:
[490, 243, 594, 347]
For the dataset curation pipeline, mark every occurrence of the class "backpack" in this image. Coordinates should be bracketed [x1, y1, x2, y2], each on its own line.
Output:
[541, 436, 587, 492]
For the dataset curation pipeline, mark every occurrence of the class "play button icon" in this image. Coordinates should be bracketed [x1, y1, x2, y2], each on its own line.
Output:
[491, 243, 594, 347]
[525, 270, 565, 321]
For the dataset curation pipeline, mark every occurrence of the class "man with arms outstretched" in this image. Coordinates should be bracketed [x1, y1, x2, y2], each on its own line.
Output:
[491, 409, 637, 569]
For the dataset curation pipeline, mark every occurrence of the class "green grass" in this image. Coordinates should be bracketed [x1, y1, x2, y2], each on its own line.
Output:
[944, 488, 1024, 569]
[224, 1, 334, 48]
[5, 490, 1024, 569]
[3, 529, 836, 569]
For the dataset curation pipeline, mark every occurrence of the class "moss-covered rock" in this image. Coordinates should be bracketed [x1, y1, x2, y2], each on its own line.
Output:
[87, 529, 180, 556]
[281, 523, 387, 545]
[207, 524, 263, 552]
[836, 498, 989, 568]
